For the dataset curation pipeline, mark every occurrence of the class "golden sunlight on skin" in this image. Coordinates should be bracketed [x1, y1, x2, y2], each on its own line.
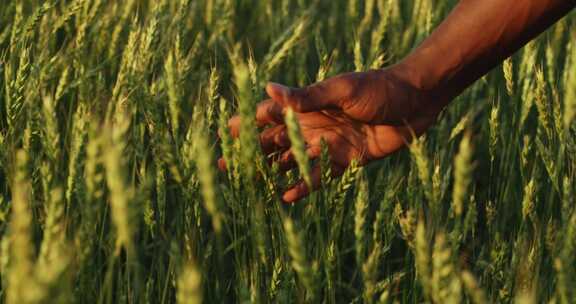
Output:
[223, 81, 440, 203]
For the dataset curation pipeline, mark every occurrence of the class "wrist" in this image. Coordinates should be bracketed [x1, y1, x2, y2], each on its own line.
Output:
[392, 52, 464, 99]
[391, 57, 440, 93]
[387, 58, 455, 115]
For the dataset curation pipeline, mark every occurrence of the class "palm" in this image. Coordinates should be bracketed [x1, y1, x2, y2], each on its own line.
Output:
[265, 110, 373, 171]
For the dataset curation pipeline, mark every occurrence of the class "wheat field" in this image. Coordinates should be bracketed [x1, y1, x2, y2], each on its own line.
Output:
[0, 0, 575, 303]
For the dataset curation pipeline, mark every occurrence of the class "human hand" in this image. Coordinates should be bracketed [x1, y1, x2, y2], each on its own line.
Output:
[260, 65, 446, 126]
[223, 66, 445, 203]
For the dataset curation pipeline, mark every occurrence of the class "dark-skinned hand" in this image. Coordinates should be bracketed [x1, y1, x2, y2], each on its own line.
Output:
[221, 67, 444, 203]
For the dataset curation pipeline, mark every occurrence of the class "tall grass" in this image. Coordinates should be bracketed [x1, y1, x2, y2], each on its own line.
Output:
[0, 0, 574, 303]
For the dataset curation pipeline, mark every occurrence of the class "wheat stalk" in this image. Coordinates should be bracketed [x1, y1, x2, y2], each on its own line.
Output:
[431, 233, 462, 304]
[177, 262, 203, 304]
[534, 67, 552, 136]
[102, 119, 135, 256]
[285, 108, 312, 189]
[398, 207, 416, 249]
[489, 101, 500, 163]
[7, 150, 40, 304]
[283, 217, 318, 301]
[564, 41, 576, 129]
[355, 168, 369, 266]
[521, 179, 536, 222]
[452, 133, 474, 218]
[165, 52, 181, 137]
[409, 135, 434, 206]
[362, 246, 382, 304]
[461, 270, 488, 304]
[415, 218, 432, 299]
[503, 58, 514, 96]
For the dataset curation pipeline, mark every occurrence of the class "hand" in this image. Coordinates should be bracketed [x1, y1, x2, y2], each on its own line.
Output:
[260, 65, 446, 126]
[223, 66, 444, 203]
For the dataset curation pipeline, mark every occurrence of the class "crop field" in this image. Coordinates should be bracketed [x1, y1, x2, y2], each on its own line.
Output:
[0, 0, 575, 303]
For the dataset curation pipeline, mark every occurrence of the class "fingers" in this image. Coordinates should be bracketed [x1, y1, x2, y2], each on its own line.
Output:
[282, 161, 351, 203]
[256, 99, 285, 126]
[276, 149, 296, 172]
[217, 157, 227, 171]
[260, 125, 290, 154]
[275, 145, 322, 173]
[218, 128, 315, 172]
[282, 159, 351, 203]
[282, 165, 323, 203]
[228, 99, 285, 137]
[266, 79, 348, 113]
[228, 116, 241, 138]
[229, 74, 360, 136]
[218, 142, 320, 177]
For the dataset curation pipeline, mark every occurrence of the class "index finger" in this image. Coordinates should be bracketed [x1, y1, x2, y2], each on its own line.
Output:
[228, 99, 285, 138]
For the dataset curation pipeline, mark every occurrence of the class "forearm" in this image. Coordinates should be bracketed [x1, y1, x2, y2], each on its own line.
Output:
[396, 0, 575, 108]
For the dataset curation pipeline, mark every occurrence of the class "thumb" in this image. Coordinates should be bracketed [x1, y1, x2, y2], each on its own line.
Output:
[266, 82, 341, 113]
